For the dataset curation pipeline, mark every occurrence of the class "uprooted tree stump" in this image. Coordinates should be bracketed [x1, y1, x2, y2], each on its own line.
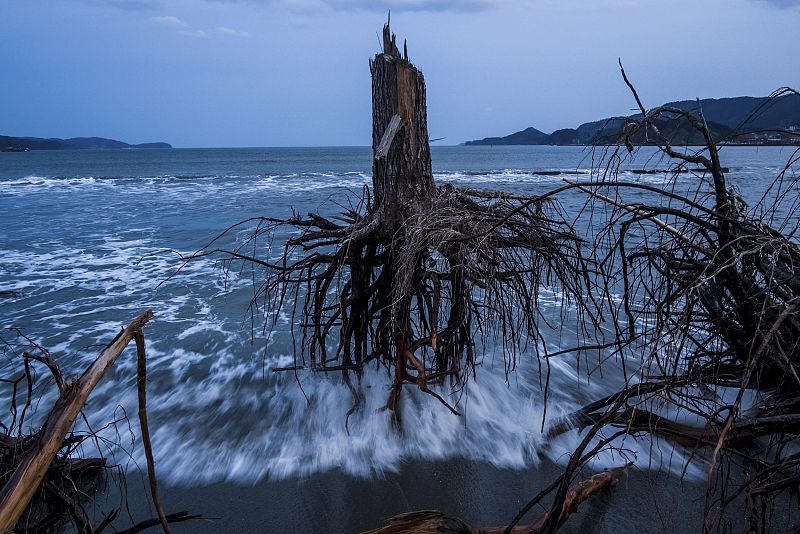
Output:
[188, 19, 591, 426]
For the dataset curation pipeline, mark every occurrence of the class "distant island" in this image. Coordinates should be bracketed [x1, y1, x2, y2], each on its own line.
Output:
[465, 95, 800, 146]
[1, 135, 172, 152]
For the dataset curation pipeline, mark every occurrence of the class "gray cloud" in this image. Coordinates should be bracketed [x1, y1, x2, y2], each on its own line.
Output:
[216, 26, 250, 36]
[178, 28, 210, 37]
[152, 15, 186, 25]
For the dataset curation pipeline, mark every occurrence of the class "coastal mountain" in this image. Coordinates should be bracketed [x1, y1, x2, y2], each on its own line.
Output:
[465, 126, 549, 146]
[465, 94, 800, 146]
[1, 135, 172, 151]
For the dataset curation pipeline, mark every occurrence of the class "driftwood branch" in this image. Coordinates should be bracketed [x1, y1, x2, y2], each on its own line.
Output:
[0, 310, 154, 533]
[135, 330, 171, 534]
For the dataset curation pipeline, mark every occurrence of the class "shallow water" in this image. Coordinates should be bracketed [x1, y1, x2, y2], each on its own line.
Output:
[1, 145, 798, 486]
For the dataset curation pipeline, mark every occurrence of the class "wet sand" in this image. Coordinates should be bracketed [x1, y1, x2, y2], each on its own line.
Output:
[105, 459, 707, 533]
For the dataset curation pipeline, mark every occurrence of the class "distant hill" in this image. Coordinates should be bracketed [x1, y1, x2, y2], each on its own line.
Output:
[463, 127, 548, 146]
[1, 135, 172, 151]
[465, 94, 800, 146]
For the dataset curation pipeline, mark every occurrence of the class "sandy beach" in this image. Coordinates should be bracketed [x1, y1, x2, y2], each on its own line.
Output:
[104, 459, 706, 533]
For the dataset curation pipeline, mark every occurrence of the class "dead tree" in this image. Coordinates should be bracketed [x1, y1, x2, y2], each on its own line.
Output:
[186, 19, 592, 424]
[543, 72, 800, 533]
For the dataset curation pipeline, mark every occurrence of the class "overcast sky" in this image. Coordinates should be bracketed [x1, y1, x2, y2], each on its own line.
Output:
[2, 0, 798, 147]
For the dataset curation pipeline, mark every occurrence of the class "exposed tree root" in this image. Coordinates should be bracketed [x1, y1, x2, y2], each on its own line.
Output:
[539, 71, 800, 532]
[179, 21, 594, 427]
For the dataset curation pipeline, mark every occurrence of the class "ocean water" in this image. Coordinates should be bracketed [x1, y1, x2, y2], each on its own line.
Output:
[1, 145, 798, 486]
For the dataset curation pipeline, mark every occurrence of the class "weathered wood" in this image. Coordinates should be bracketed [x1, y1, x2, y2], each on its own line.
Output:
[0, 310, 154, 533]
[369, 18, 439, 423]
[375, 114, 403, 160]
[476, 465, 628, 533]
[371, 18, 434, 234]
[524, 465, 628, 533]
[135, 330, 171, 534]
[224, 19, 591, 434]
[363, 510, 476, 534]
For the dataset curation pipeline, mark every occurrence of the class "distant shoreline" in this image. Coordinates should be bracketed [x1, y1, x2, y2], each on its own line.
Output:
[461, 141, 800, 147]
[3, 144, 798, 153]
[1, 134, 172, 152]
[465, 94, 800, 147]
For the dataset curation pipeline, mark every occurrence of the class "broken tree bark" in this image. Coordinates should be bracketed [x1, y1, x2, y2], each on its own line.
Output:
[369, 19, 439, 419]
[370, 21, 434, 234]
[0, 310, 154, 533]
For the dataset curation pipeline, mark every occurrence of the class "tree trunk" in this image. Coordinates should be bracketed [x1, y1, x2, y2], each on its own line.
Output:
[255, 19, 588, 428]
[368, 19, 438, 421]
[370, 19, 435, 235]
